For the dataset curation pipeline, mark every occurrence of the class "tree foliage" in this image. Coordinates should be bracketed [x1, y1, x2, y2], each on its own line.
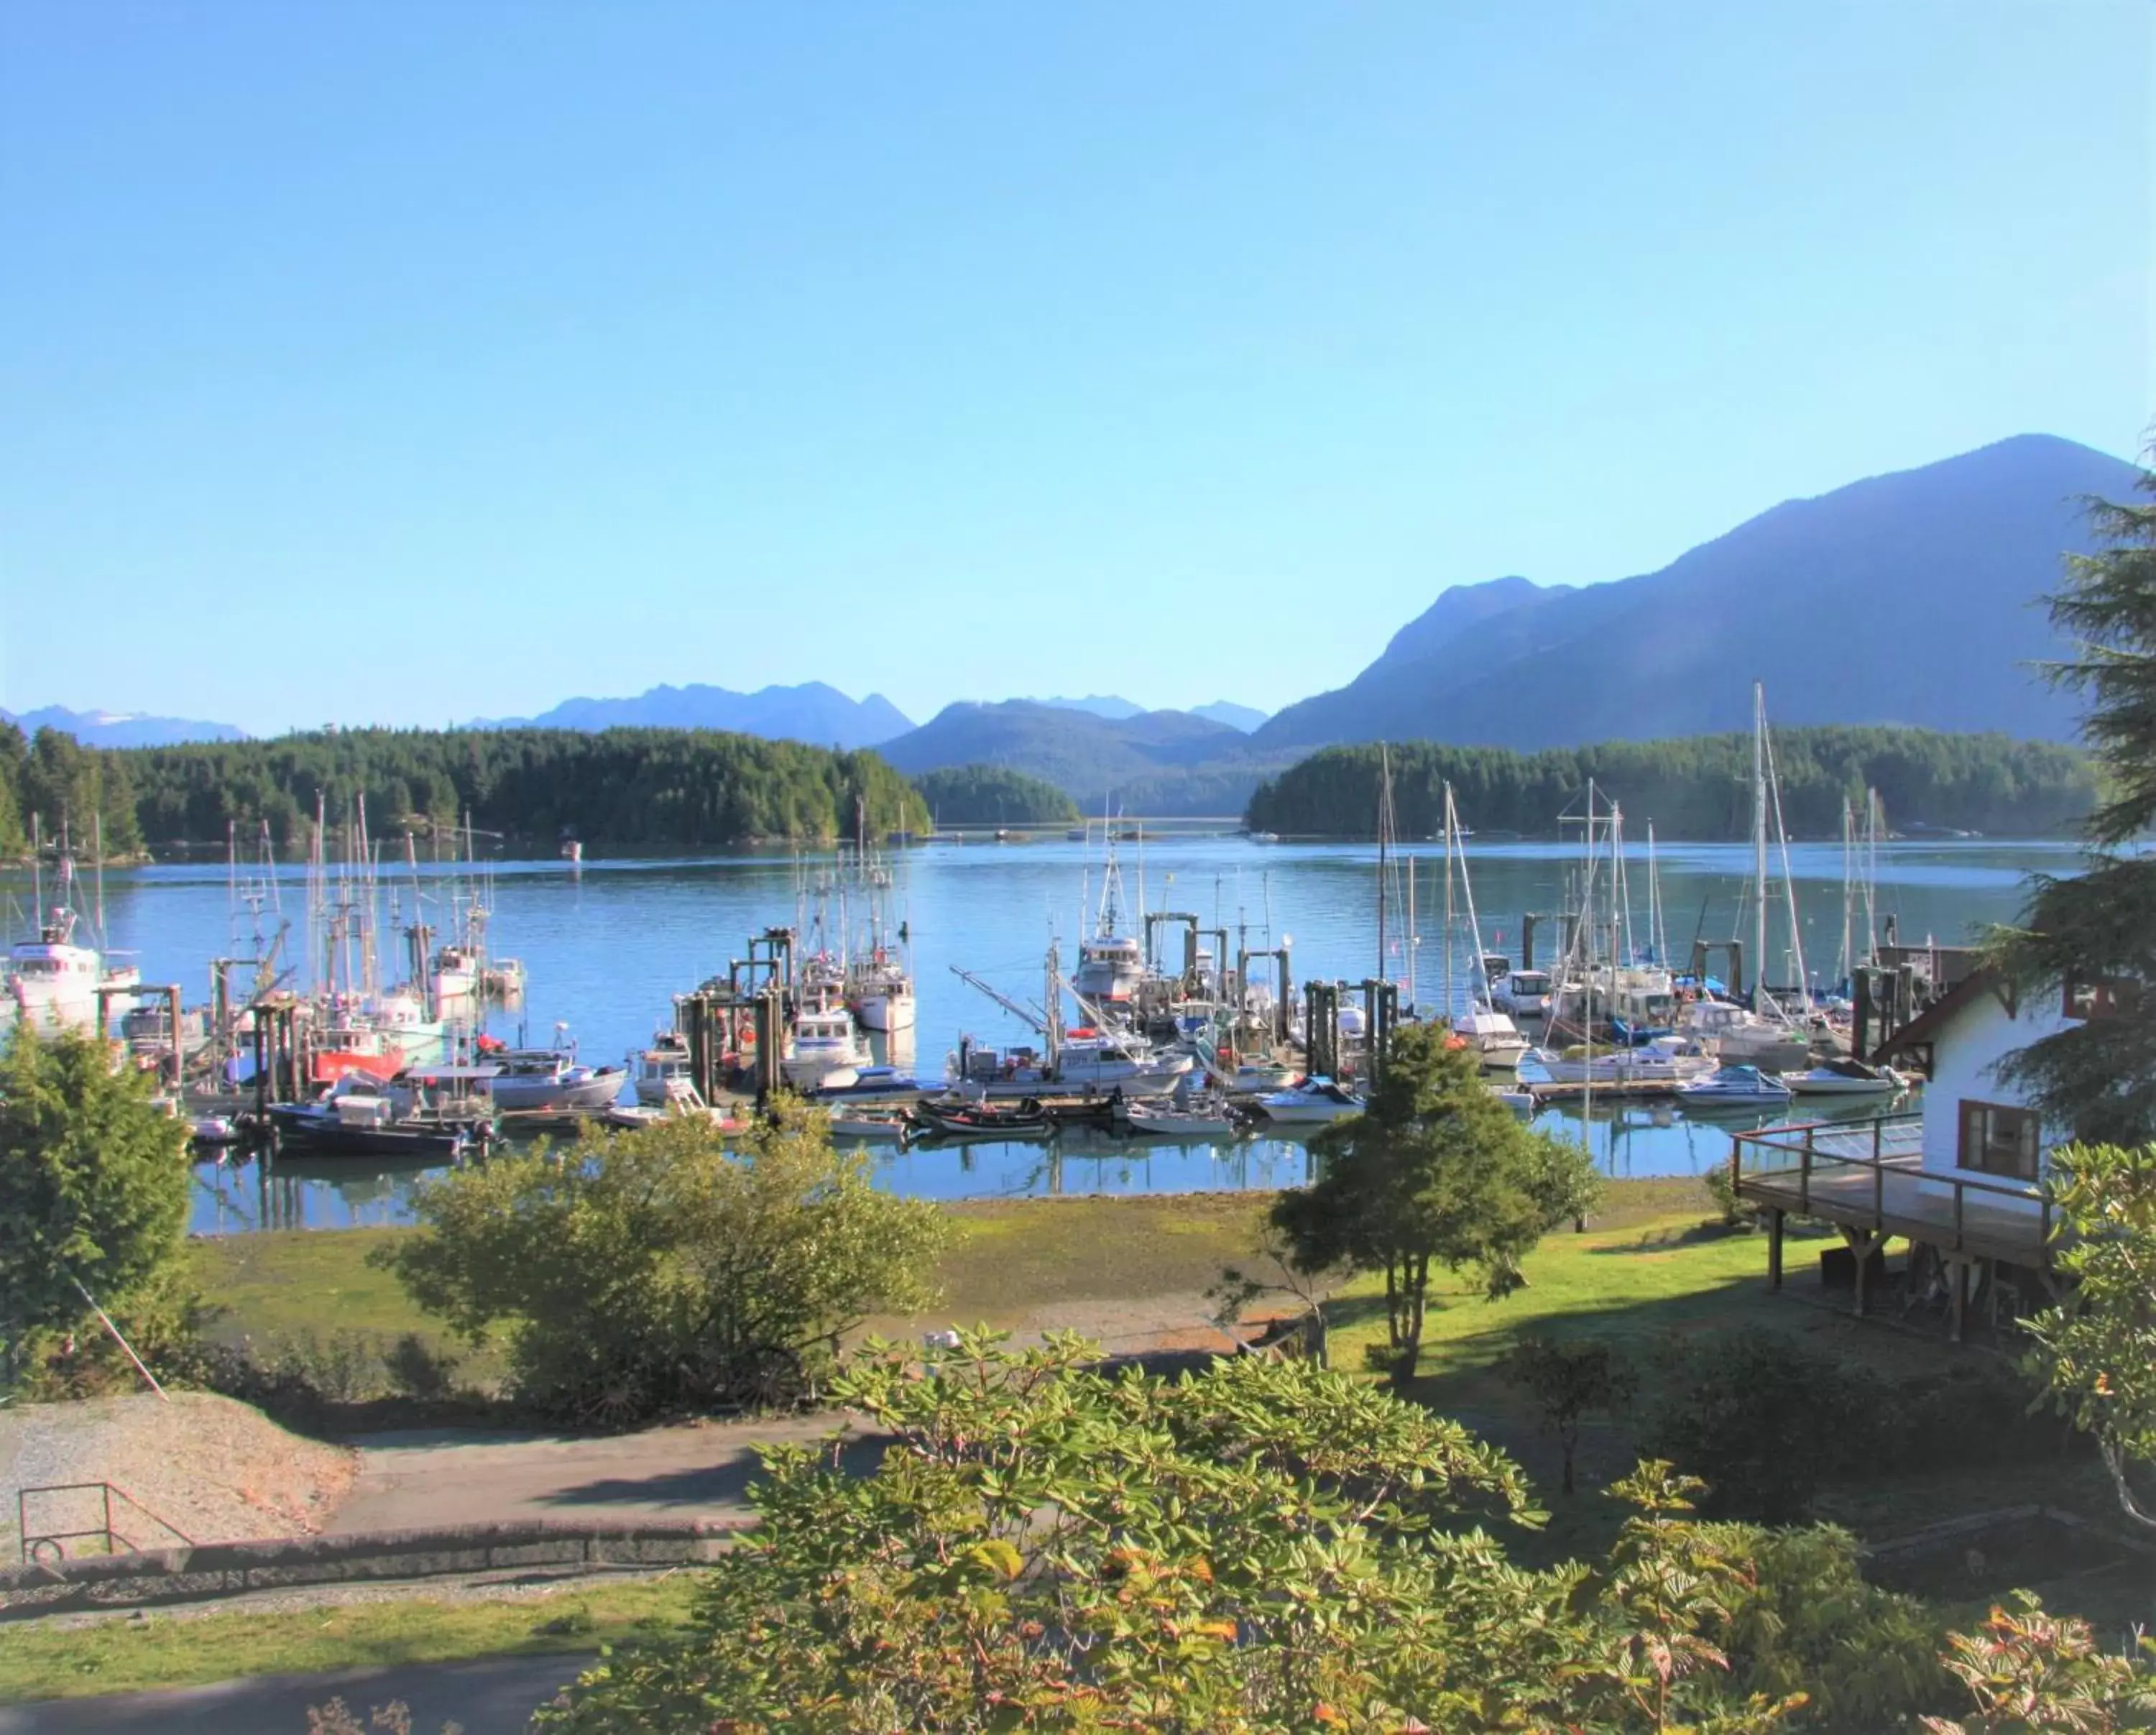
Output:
[378, 1105, 949, 1422]
[2019, 1141, 2156, 1537]
[1994, 439, 2156, 1144]
[0, 1026, 191, 1389]
[1272, 1024, 1601, 1384]
[1246, 727, 2096, 840]
[912, 763, 1081, 825]
[533, 1332, 1999, 1733]
[1505, 1333, 1637, 1494]
[0, 724, 930, 858]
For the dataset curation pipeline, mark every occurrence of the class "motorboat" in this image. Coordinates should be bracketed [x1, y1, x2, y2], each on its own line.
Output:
[634, 1031, 697, 1106]
[1780, 1057, 1913, 1097]
[948, 1034, 1194, 1100]
[824, 1105, 915, 1141]
[1679, 998, 1807, 1065]
[487, 1046, 630, 1112]
[783, 995, 871, 1090]
[1255, 1076, 1365, 1124]
[1120, 1097, 1244, 1137]
[1455, 1006, 1529, 1071]
[1227, 1059, 1302, 1094]
[806, 1064, 926, 1101]
[1072, 833, 1146, 1008]
[1490, 967, 1555, 1021]
[1675, 1064, 1795, 1110]
[1526, 1037, 1714, 1087]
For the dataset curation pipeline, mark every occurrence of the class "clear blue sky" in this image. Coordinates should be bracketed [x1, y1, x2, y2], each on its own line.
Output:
[2, 1, 2150, 737]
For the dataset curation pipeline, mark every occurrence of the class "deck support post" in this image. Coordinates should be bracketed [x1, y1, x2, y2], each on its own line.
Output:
[1843, 1227, 1876, 1317]
[1766, 1208, 1784, 1291]
[1948, 1254, 1968, 1344]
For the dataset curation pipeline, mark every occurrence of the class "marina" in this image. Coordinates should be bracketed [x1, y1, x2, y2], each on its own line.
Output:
[0, 823, 2065, 1235]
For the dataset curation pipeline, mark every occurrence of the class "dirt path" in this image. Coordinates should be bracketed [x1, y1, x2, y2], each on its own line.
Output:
[327, 1411, 879, 1534]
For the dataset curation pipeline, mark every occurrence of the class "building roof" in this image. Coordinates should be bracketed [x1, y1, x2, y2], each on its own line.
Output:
[1872, 966, 2010, 1062]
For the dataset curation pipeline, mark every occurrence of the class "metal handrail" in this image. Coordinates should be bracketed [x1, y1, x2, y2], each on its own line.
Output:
[17, 1482, 194, 1565]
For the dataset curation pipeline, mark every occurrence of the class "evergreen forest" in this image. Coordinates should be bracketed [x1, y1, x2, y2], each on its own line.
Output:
[0, 724, 930, 857]
[1244, 727, 2098, 839]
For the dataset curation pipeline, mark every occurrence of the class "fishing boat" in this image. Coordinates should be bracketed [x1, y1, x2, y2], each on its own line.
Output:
[1072, 832, 1146, 1010]
[783, 993, 872, 1090]
[1780, 1057, 1912, 1097]
[487, 1044, 630, 1112]
[270, 1067, 497, 1157]
[1674, 1064, 1794, 1109]
[1255, 1076, 1365, 1123]
[849, 954, 916, 1034]
[806, 1064, 926, 1100]
[4, 908, 106, 1031]
[633, 1030, 697, 1105]
[947, 1034, 1194, 1099]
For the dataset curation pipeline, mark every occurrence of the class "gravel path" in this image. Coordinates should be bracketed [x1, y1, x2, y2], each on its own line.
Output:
[0, 1394, 355, 1558]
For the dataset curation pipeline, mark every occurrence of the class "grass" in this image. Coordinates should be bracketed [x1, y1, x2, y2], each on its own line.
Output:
[0, 1574, 699, 1703]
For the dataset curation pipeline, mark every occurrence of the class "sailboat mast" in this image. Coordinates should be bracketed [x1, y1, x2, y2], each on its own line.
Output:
[1376, 745, 1391, 985]
[1406, 850, 1417, 1012]
[1751, 681, 1770, 1013]
[1441, 787, 1456, 1020]
[1840, 797, 1856, 990]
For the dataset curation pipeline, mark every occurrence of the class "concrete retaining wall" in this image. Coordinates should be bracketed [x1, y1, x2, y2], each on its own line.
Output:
[0, 1517, 753, 1618]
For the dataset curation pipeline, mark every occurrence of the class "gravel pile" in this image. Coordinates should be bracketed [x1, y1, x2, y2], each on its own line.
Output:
[1, 1393, 356, 1556]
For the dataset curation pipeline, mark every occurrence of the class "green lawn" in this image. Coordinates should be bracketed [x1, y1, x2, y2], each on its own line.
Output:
[139, 1182, 2137, 1701]
[0, 1575, 697, 1703]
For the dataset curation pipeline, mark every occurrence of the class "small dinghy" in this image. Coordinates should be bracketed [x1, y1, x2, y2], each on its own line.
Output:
[913, 1097, 1054, 1141]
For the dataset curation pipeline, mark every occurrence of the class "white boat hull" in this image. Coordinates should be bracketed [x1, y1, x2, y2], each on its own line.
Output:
[1781, 1072, 1908, 1097]
[852, 988, 916, 1034]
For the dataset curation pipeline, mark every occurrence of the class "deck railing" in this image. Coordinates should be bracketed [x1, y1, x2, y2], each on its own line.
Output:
[1730, 1114, 2053, 1258]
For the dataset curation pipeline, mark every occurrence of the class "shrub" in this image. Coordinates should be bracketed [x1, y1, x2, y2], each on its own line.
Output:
[1641, 1327, 1892, 1522]
[380, 1104, 949, 1424]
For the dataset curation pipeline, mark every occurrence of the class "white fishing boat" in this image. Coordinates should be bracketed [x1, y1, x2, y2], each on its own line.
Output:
[1255, 1076, 1365, 1123]
[1456, 1005, 1529, 1070]
[848, 954, 916, 1034]
[948, 1033, 1194, 1100]
[1072, 829, 1145, 1010]
[1780, 1057, 1912, 1097]
[4, 910, 106, 1031]
[825, 1105, 914, 1140]
[1675, 1063, 1794, 1109]
[634, 1031, 697, 1105]
[783, 995, 872, 1090]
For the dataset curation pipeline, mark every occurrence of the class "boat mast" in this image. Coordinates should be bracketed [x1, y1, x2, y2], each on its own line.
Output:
[1375, 745, 1391, 986]
[1406, 847, 1418, 1013]
[1441, 786, 1457, 1021]
[1839, 796, 1856, 991]
[1751, 681, 1770, 1017]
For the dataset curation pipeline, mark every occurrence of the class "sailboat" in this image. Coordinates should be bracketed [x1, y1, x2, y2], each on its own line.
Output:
[1676, 684, 1815, 1067]
[1437, 786, 1529, 1071]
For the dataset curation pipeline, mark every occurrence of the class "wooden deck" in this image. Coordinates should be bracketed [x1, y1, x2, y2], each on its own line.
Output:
[1731, 1114, 2056, 1266]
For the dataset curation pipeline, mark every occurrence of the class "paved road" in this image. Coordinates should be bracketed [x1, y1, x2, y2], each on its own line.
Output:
[0, 1653, 592, 1734]
[329, 1412, 880, 1532]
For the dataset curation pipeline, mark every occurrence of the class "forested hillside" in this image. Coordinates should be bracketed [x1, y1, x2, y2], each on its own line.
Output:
[1, 725, 929, 857]
[912, 765, 1079, 825]
[1245, 728, 2098, 839]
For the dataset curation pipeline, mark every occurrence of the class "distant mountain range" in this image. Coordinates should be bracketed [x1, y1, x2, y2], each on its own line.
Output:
[1, 705, 247, 748]
[21, 433, 2136, 800]
[474, 682, 915, 749]
[1030, 695, 1269, 732]
[876, 701, 1294, 815]
[1254, 433, 2135, 751]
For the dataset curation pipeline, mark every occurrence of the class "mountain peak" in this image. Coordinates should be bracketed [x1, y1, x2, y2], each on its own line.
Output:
[1379, 575, 1571, 666]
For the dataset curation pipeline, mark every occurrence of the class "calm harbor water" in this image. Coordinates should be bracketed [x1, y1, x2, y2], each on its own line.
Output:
[32, 834, 2070, 1235]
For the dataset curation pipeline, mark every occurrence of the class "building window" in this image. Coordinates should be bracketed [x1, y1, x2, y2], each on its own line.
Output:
[2064, 973, 2139, 1022]
[1958, 1100, 2040, 1181]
